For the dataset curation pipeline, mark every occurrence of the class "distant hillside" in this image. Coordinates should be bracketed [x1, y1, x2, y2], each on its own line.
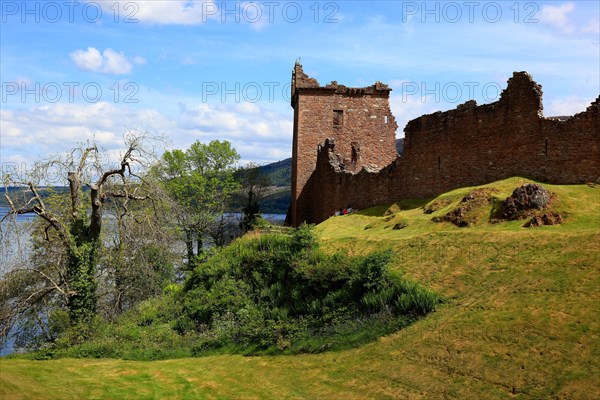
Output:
[254, 158, 292, 187]
[0, 186, 70, 208]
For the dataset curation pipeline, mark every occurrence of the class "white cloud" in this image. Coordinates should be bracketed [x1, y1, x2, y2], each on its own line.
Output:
[235, 102, 261, 115]
[582, 18, 600, 34]
[180, 56, 196, 65]
[104, 1, 218, 25]
[545, 96, 595, 117]
[70, 47, 140, 75]
[538, 2, 575, 34]
[133, 56, 147, 65]
[1, 101, 293, 172]
[389, 93, 439, 137]
[71, 47, 103, 71]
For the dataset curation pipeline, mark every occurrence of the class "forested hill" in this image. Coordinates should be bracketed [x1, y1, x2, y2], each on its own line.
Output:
[0, 186, 71, 208]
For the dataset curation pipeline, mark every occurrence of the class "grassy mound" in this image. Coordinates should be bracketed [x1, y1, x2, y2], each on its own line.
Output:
[20, 225, 438, 360]
[2, 177, 599, 400]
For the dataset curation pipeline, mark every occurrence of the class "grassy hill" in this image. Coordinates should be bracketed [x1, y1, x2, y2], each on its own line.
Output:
[1, 177, 598, 399]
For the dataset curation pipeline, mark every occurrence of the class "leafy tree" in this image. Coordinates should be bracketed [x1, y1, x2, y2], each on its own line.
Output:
[238, 162, 271, 233]
[152, 140, 240, 269]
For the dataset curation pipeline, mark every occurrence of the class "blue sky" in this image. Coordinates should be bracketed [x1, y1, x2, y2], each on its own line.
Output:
[1, 1, 599, 172]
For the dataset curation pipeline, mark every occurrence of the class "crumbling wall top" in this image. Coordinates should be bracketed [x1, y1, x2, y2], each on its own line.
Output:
[291, 62, 392, 107]
[500, 71, 544, 116]
[293, 61, 320, 89]
[405, 71, 546, 134]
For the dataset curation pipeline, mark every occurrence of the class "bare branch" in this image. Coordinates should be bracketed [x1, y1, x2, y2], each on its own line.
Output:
[43, 224, 52, 241]
[78, 146, 98, 173]
[102, 192, 149, 201]
[9, 268, 67, 297]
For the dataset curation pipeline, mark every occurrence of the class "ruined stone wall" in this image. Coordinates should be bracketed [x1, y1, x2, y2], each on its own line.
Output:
[304, 139, 398, 223]
[391, 72, 599, 199]
[289, 62, 398, 226]
[301, 72, 600, 225]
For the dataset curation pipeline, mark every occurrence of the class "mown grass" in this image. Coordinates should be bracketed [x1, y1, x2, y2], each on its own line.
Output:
[2, 177, 599, 399]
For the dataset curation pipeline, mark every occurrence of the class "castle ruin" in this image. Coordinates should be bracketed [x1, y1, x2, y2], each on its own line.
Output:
[287, 62, 600, 226]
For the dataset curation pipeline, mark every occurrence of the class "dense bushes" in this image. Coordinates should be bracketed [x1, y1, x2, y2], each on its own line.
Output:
[36, 225, 439, 359]
[176, 224, 439, 354]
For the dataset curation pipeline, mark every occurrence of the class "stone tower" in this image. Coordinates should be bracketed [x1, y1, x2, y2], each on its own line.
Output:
[286, 62, 398, 226]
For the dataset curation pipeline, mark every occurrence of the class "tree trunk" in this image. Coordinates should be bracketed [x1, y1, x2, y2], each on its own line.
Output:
[196, 233, 203, 258]
[67, 172, 81, 215]
[114, 216, 126, 315]
[66, 236, 99, 325]
[185, 229, 195, 270]
[65, 177, 103, 326]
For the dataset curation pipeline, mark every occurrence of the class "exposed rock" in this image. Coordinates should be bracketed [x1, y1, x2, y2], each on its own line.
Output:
[499, 184, 551, 220]
[423, 198, 453, 214]
[432, 188, 498, 227]
[392, 221, 407, 230]
[525, 212, 563, 227]
[384, 203, 401, 216]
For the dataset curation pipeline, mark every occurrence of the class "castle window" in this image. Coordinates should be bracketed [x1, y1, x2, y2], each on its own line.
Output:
[384, 115, 388, 124]
[333, 110, 343, 127]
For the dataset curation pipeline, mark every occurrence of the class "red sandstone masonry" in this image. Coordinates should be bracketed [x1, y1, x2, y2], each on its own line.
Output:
[288, 62, 398, 226]
[288, 67, 600, 226]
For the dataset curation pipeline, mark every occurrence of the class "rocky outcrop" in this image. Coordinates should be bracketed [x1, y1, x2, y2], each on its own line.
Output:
[499, 184, 551, 220]
[432, 188, 498, 227]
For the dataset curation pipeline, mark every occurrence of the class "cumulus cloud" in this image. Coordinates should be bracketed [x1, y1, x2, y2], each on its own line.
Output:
[102, 0, 218, 25]
[70, 47, 141, 75]
[389, 93, 439, 136]
[538, 2, 575, 34]
[545, 96, 595, 117]
[1, 101, 293, 172]
[102, 1, 272, 30]
[582, 18, 600, 34]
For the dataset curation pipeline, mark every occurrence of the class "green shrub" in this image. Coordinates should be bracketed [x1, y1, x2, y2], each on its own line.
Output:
[175, 226, 438, 354]
[53, 225, 439, 359]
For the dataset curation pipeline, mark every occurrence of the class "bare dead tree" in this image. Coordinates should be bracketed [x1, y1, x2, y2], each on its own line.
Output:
[0, 132, 165, 346]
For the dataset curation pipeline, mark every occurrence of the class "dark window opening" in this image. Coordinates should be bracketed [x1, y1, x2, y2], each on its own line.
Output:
[351, 147, 358, 163]
[545, 139, 548, 157]
[333, 110, 343, 127]
[438, 156, 441, 171]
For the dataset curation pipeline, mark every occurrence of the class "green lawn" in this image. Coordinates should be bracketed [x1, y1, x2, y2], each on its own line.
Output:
[2, 178, 599, 399]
